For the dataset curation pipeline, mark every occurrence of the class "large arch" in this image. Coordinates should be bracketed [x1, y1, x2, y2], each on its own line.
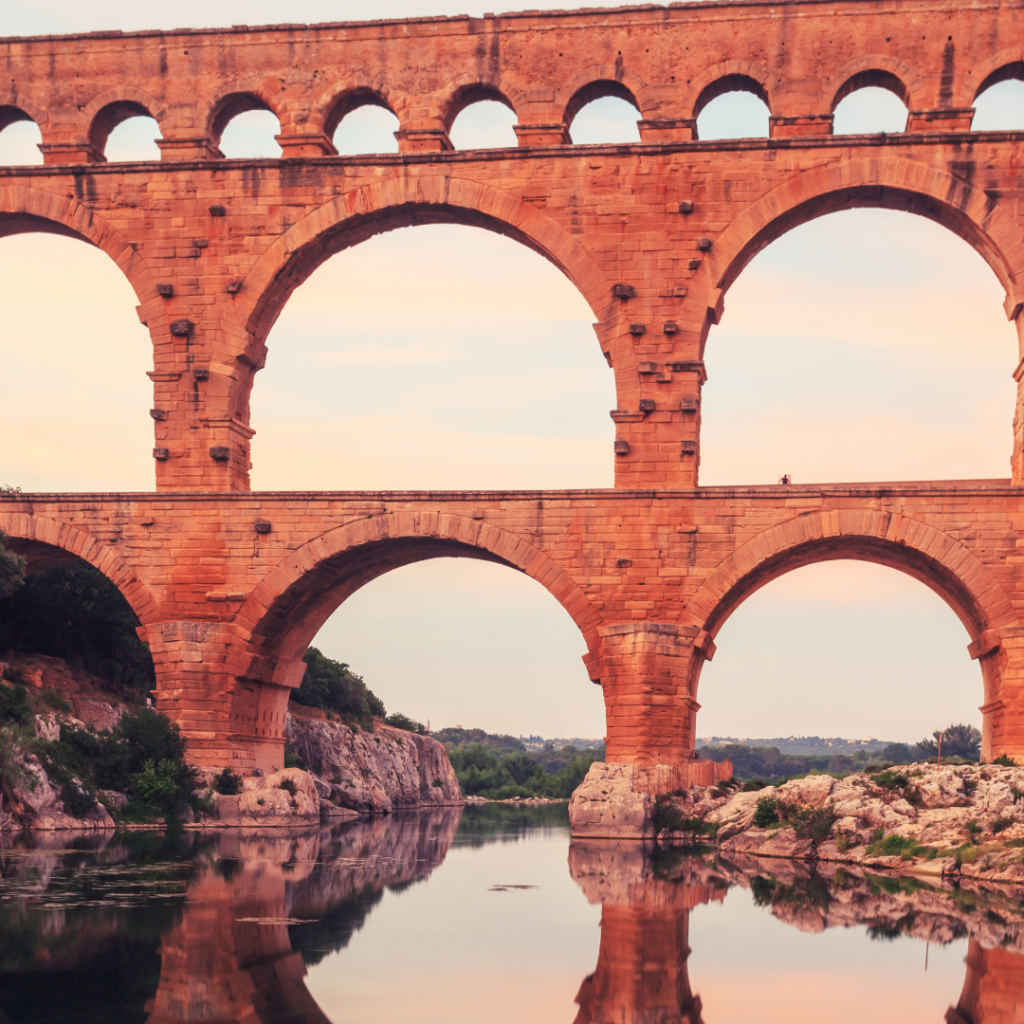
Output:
[685, 509, 1020, 757]
[0, 184, 156, 305]
[697, 155, 1024, 328]
[0, 511, 160, 626]
[231, 512, 602, 691]
[225, 176, 624, 432]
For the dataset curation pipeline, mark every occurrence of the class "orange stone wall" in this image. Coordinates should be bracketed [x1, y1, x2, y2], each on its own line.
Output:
[4, 4, 1024, 771]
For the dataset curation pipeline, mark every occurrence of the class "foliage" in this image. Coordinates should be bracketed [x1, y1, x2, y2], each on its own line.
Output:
[965, 819, 983, 842]
[446, 738, 603, 799]
[432, 727, 526, 752]
[0, 560, 155, 697]
[34, 707, 200, 822]
[0, 530, 25, 601]
[291, 647, 385, 729]
[211, 767, 243, 795]
[916, 723, 982, 762]
[992, 754, 1017, 767]
[384, 712, 426, 735]
[278, 777, 297, 796]
[991, 816, 1014, 834]
[881, 742, 915, 763]
[0, 684, 31, 727]
[752, 795, 780, 827]
[866, 832, 931, 860]
[37, 688, 72, 714]
[871, 770, 909, 791]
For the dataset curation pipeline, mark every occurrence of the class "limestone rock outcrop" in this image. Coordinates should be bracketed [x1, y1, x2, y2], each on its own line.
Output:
[285, 709, 462, 815]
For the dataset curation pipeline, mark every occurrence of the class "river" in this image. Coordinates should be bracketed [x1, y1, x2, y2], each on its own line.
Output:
[0, 805, 1018, 1023]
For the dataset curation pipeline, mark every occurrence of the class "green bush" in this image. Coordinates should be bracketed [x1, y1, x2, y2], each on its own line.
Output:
[384, 712, 426, 735]
[0, 530, 25, 601]
[278, 777, 297, 796]
[0, 561, 155, 697]
[291, 647, 385, 729]
[752, 796, 780, 827]
[872, 770, 909, 791]
[37, 690, 72, 714]
[991, 816, 1014, 834]
[34, 707, 199, 822]
[965, 820, 982, 841]
[0, 684, 31, 727]
[211, 767, 243, 795]
[992, 754, 1017, 767]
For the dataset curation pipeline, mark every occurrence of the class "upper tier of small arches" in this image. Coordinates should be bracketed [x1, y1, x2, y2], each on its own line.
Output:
[4, 37, 1024, 164]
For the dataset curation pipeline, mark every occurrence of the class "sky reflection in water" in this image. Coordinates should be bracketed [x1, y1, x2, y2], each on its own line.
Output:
[0, 807, 1017, 1023]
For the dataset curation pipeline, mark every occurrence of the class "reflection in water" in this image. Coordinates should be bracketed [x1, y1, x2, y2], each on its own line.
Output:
[0, 812, 1019, 1022]
[568, 841, 1024, 1024]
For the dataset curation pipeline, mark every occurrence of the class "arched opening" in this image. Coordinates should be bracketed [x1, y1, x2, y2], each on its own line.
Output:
[565, 81, 641, 144]
[700, 208, 1015, 484]
[211, 94, 281, 158]
[447, 86, 517, 149]
[972, 64, 1024, 131]
[0, 533, 156, 701]
[697, 560, 981, 765]
[309, 558, 603, 739]
[694, 75, 770, 140]
[249, 221, 614, 490]
[0, 233, 152, 490]
[832, 71, 910, 133]
[327, 90, 399, 155]
[89, 101, 161, 161]
[0, 107, 42, 165]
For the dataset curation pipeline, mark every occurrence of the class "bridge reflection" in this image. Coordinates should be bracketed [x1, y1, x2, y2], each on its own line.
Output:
[0, 815, 1017, 1022]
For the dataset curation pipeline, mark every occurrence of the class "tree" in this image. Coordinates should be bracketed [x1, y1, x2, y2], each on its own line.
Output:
[882, 742, 914, 764]
[916, 723, 982, 762]
[0, 530, 25, 601]
[293, 647, 386, 728]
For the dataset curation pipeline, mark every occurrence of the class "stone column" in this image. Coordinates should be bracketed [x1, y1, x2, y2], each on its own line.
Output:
[597, 623, 714, 767]
[969, 628, 1024, 762]
[570, 842, 718, 1024]
[145, 619, 296, 774]
[946, 941, 1024, 1024]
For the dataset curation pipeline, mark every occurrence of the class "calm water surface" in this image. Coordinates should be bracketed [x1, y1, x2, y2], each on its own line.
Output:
[0, 806, 1019, 1023]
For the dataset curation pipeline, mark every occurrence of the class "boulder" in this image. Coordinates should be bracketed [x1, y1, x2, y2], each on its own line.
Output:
[568, 763, 654, 839]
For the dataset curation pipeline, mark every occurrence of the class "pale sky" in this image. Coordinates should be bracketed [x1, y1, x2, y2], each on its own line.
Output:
[3, 1, 1024, 742]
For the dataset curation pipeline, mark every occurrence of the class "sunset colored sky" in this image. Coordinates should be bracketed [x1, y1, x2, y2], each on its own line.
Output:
[2, 1, 1023, 742]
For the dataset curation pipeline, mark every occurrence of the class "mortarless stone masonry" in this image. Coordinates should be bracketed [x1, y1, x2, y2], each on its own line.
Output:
[3, 3, 1024, 771]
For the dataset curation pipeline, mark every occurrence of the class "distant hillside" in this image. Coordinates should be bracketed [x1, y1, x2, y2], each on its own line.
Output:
[699, 735, 892, 756]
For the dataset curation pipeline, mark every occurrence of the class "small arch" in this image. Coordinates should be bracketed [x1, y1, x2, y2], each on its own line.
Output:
[445, 84, 518, 149]
[0, 107, 42, 165]
[206, 90, 279, 151]
[831, 69, 911, 112]
[693, 74, 771, 123]
[969, 50, 1024, 107]
[972, 61, 1024, 131]
[87, 96, 164, 158]
[0, 512, 159, 626]
[564, 80, 640, 133]
[444, 83, 517, 133]
[323, 87, 396, 139]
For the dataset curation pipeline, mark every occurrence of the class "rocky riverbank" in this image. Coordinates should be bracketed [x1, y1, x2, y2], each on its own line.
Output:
[0, 653, 462, 830]
[569, 760, 1024, 883]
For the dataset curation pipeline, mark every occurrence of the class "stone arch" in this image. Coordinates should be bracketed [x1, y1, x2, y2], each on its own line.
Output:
[696, 154, 1024, 328]
[204, 88, 280, 147]
[318, 85, 398, 139]
[826, 55, 924, 112]
[0, 183, 156, 304]
[0, 103, 42, 136]
[81, 87, 167, 156]
[557, 65, 652, 129]
[685, 510, 1019, 758]
[684, 60, 779, 122]
[229, 511, 603, 689]
[232, 174, 620, 380]
[441, 77, 523, 132]
[970, 49, 1024, 106]
[0, 511, 160, 625]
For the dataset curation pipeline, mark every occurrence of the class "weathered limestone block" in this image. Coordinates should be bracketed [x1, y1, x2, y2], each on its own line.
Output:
[568, 763, 655, 840]
[235, 768, 320, 826]
[14, 756, 114, 831]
